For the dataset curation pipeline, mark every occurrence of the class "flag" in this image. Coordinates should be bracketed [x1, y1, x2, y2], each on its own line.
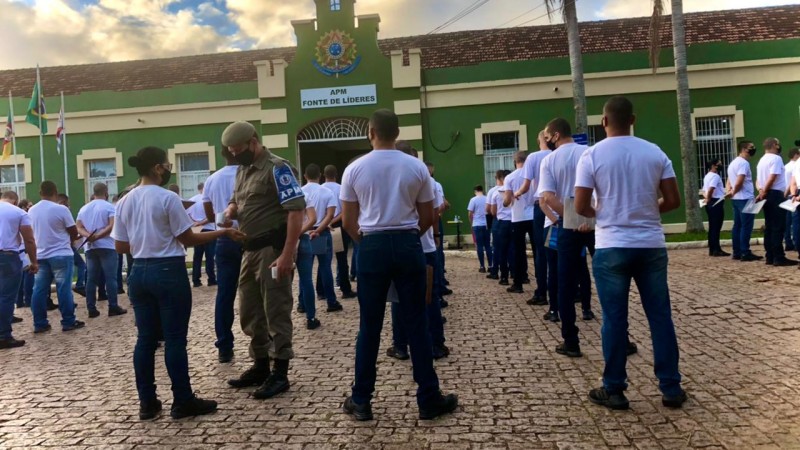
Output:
[56, 105, 65, 154]
[25, 81, 47, 134]
[1, 113, 12, 161]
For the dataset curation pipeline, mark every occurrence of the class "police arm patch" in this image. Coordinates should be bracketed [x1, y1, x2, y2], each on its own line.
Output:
[274, 164, 304, 204]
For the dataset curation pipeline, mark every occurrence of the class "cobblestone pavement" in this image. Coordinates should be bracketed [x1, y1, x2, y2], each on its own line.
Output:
[2, 247, 800, 449]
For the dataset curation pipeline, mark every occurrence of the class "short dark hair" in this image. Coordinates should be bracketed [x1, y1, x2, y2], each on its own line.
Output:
[40, 181, 58, 197]
[514, 151, 527, 164]
[304, 163, 321, 180]
[197, 182, 204, 191]
[763, 137, 779, 151]
[1, 190, 19, 202]
[705, 160, 720, 171]
[425, 161, 434, 168]
[168, 184, 180, 194]
[603, 96, 634, 128]
[323, 164, 337, 180]
[502, 169, 512, 177]
[495, 170, 505, 180]
[93, 183, 108, 198]
[738, 140, 754, 152]
[128, 146, 168, 177]
[396, 140, 419, 157]
[790, 148, 800, 159]
[546, 118, 572, 138]
[57, 193, 68, 201]
[474, 185, 484, 192]
[369, 109, 400, 142]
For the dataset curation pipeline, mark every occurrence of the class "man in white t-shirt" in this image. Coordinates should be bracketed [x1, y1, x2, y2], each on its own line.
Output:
[29, 181, 85, 333]
[702, 159, 729, 257]
[187, 182, 218, 287]
[76, 182, 127, 318]
[322, 164, 356, 298]
[501, 151, 534, 294]
[574, 96, 686, 411]
[202, 148, 241, 363]
[467, 185, 492, 272]
[302, 163, 343, 313]
[0, 191, 38, 349]
[756, 138, 797, 266]
[726, 141, 762, 261]
[782, 148, 799, 252]
[340, 109, 457, 421]
[485, 173, 504, 279]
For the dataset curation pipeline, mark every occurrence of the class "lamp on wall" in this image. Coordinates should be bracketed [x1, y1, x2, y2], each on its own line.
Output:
[137, 118, 145, 123]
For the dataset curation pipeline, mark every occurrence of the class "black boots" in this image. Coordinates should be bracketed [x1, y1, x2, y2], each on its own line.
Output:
[253, 358, 290, 399]
[227, 357, 270, 388]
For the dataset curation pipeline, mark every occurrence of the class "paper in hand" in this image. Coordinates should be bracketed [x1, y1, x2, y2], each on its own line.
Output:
[779, 199, 799, 212]
[742, 199, 766, 214]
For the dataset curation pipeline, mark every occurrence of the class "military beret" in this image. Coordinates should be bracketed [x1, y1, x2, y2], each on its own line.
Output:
[221, 121, 257, 147]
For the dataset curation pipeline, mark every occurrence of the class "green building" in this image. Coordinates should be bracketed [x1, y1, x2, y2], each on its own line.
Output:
[1, 1, 799, 240]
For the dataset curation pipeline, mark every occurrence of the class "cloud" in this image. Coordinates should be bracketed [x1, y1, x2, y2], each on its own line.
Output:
[595, 0, 796, 20]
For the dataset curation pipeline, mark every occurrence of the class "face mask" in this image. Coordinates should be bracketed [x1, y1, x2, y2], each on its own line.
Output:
[160, 167, 172, 187]
[747, 147, 757, 157]
[546, 137, 557, 151]
[234, 144, 255, 166]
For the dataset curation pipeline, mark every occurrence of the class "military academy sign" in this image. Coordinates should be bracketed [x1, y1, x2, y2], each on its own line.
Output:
[300, 84, 377, 109]
[313, 29, 362, 77]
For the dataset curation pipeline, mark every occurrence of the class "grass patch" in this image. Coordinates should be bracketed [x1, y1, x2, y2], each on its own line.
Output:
[665, 230, 764, 243]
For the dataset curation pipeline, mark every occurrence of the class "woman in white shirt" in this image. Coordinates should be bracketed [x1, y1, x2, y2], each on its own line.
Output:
[703, 159, 729, 257]
[112, 146, 244, 421]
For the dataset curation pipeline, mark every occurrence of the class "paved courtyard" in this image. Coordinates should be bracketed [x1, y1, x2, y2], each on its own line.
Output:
[1, 247, 800, 449]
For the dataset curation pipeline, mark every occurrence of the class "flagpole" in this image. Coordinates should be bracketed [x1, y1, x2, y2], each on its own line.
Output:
[36, 65, 45, 183]
[61, 91, 68, 197]
[8, 91, 19, 190]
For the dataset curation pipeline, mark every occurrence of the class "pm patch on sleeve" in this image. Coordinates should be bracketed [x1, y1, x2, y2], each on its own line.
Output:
[274, 165, 304, 204]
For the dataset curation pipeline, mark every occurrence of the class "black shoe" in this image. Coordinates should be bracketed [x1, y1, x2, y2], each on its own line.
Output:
[139, 399, 162, 420]
[343, 396, 373, 421]
[317, 294, 326, 301]
[341, 291, 357, 299]
[193, 282, 202, 288]
[432, 344, 450, 359]
[478, 267, 486, 273]
[88, 309, 101, 319]
[442, 288, 453, 296]
[349, 275, 356, 282]
[589, 387, 629, 410]
[386, 346, 410, 360]
[419, 393, 458, 420]
[117, 288, 125, 295]
[46, 301, 58, 311]
[543, 311, 559, 322]
[527, 295, 547, 306]
[327, 302, 343, 312]
[208, 281, 218, 287]
[506, 285, 523, 294]
[662, 390, 688, 408]
[170, 395, 217, 419]
[297, 304, 305, 314]
[16, 303, 28, 308]
[555, 342, 582, 357]
[109, 306, 128, 316]
[439, 299, 449, 308]
[72, 287, 86, 297]
[765, 259, 774, 266]
[228, 362, 270, 388]
[62, 320, 86, 332]
[0, 337, 26, 349]
[498, 278, 509, 286]
[253, 375, 290, 399]
[741, 253, 763, 262]
[522, 278, 530, 284]
[218, 349, 233, 363]
[732, 254, 742, 260]
[307, 318, 321, 330]
[486, 273, 499, 280]
[627, 342, 638, 356]
[582, 310, 596, 320]
[773, 258, 799, 267]
[11, 316, 22, 324]
[34, 324, 52, 333]
[443, 279, 450, 286]
[711, 250, 731, 257]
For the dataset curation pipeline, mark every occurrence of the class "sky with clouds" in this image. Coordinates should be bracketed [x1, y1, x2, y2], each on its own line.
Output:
[0, 0, 796, 70]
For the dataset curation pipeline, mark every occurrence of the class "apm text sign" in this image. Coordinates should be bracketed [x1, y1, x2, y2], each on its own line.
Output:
[300, 85, 377, 109]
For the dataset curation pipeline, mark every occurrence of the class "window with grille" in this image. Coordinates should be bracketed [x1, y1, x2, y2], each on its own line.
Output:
[86, 159, 118, 202]
[588, 125, 607, 146]
[695, 116, 735, 187]
[330, 0, 341, 11]
[178, 153, 210, 199]
[483, 132, 519, 190]
[0, 164, 26, 199]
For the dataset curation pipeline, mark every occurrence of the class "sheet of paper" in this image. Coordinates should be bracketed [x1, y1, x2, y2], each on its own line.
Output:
[779, 199, 799, 212]
[712, 197, 724, 207]
[563, 198, 596, 230]
[742, 199, 766, 215]
[699, 199, 707, 208]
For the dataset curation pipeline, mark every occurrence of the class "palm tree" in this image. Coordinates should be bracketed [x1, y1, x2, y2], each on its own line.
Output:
[545, 0, 587, 135]
[650, 0, 704, 232]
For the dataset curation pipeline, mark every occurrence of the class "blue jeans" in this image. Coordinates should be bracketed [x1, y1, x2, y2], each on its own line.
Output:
[192, 233, 217, 285]
[352, 232, 440, 406]
[492, 220, 513, 279]
[557, 228, 595, 347]
[473, 226, 492, 269]
[296, 235, 317, 321]
[731, 199, 755, 257]
[86, 249, 119, 310]
[532, 204, 548, 297]
[314, 230, 337, 307]
[545, 243, 558, 314]
[350, 241, 358, 279]
[32, 256, 76, 330]
[0, 253, 22, 339]
[593, 248, 682, 397]
[128, 257, 193, 404]
[792, 209, 800, 257]
[391, 251, 446, 349]
[215, 237, 242, 352]
[73, 249, 86, 290]
[17, 269, 34, 307]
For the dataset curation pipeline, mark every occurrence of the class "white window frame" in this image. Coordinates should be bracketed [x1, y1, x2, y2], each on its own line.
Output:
[168, 143, 216, 200]
[474, 120, 528, 155]
[690, 106, 745, 193]
[0, 159, 28, 199]
[76, 148, 124, 202]
[482, 131, 519, 191]
[84, 159, 119, 202]
[330, 0, 341, 11]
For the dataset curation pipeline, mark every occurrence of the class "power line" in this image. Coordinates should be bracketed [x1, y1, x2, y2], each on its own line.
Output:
[427, 0, 491, 35]
[516, 0, 576, 27]
[496, 2, 547, 28]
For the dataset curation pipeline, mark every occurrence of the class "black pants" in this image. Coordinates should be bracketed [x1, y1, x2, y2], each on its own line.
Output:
[705, 200, 724, 253]
[763, 189, 786, 262]
[512, 220, 534, 287]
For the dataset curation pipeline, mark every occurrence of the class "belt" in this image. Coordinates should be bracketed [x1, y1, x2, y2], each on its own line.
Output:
[361, 229, 418, 237]
[242, 225, 287, 252]
[0, 250, 21, 256]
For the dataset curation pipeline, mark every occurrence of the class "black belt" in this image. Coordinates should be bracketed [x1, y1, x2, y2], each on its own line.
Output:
[242, 225, 287, 252]
[361, 229, 417, 237]
[0, 250, 19, 256]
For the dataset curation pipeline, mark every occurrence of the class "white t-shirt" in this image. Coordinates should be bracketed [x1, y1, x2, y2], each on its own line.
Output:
[784, 160, 796, 189]
[537, 143, 589, 202]
[322, 181, 342, 217]
[302, 182, 337, 228]
[522, 149, 552, 202]
[467, 195, 488, 227]
[340, 150, 435, 233]
[76, 199, 117, 251]
[29, 200, 76, 259]
[727, 156, 754, 200]
[420, 181, 443, 253]
[756, 153, 787, 192]
[112, 185, 194, 259]
[500, 169, 534, 223]
[575, 136, 675, 249]
[202, 165, 238, 228]
[492, 183, 512, 221]
[702, 172, 724, 200]
[793, 163, 800, 192]
[0, 201, 30, 252]
[187, 193, 215, 231]
[486, 186, 500, 214]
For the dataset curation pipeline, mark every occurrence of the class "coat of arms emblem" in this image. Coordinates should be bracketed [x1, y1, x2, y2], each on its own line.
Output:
[313, 30, 361, 77]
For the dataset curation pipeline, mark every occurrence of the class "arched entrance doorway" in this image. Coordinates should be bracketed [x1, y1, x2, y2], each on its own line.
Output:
[296, 117, 371, 177]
